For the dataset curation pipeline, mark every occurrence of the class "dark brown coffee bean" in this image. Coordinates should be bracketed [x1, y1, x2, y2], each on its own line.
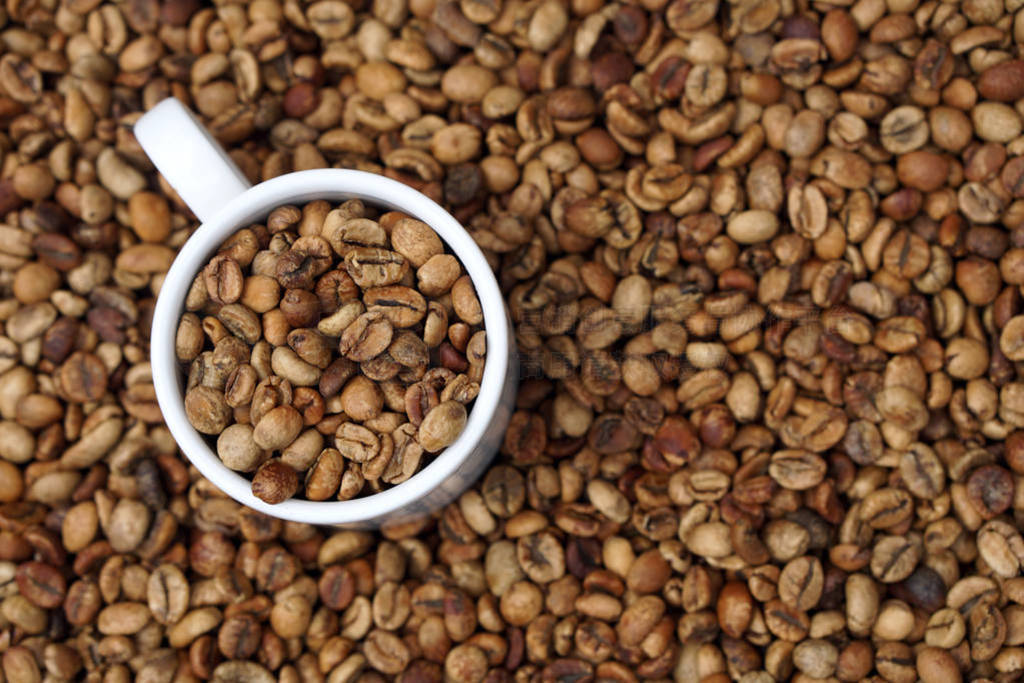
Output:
[319, 565, 356, 611]
[251, 460, 299, 504]
[63, 580, 101, 627]
[966, 465, 1014, 520]
[503, 412, 546, 464]
[58, 351, 108, 403]
[41, 317, 79, 364]
[587, 414, 640, 455]
[892, 566, 947, 612]
[16, 561, 66, 609]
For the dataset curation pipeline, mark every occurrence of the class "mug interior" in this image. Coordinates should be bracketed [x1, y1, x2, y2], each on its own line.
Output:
[151, 169, 512, 525]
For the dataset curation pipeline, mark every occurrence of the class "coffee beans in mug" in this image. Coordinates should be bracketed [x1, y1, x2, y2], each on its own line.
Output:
[178, 199, 485, 503]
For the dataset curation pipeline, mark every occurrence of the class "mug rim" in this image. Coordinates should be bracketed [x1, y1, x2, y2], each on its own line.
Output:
[151, 168, 512, 525]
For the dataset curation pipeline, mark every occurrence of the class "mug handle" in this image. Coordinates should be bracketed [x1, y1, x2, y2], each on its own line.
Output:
[133, 98, 253, 224]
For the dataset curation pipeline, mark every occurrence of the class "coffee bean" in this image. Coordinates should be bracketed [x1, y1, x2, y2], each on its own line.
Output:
[892, 566, 947, 612]
[871, 536, 921, 583]
[778, 556, 824, 611]
[147, 564, 189, 625]
[969, 601, 1007, 661]
[58, 351, 108, 403]
[966, 465, 1014, 520]
[251, 460, 299, 504]
[218, 613, 262, 659]
[15, 561, 66, 609]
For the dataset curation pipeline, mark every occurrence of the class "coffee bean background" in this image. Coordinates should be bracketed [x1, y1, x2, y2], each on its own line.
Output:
[3, 0, 1024, 681]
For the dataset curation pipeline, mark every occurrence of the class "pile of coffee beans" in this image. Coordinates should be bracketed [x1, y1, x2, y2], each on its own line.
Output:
[177, 200, 485, 503]
[6, 0, 1024, 679]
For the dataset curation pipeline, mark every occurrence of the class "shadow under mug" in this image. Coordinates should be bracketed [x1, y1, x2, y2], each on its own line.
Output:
[136, 97, 518, 528]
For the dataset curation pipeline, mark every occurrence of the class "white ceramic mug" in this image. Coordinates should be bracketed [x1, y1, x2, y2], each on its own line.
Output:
[136, 98, 518, 528]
